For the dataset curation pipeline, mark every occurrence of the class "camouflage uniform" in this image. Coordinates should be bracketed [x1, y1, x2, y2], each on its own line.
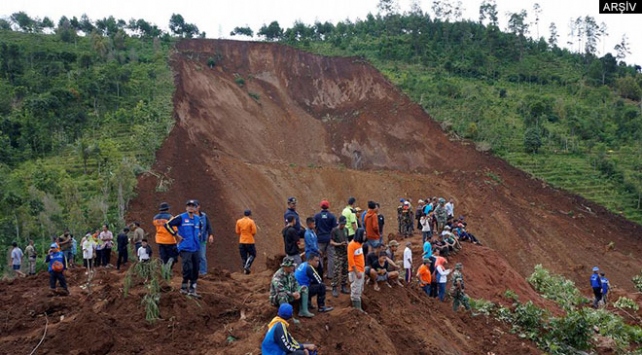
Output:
[332, 243, 348, 288]
[269, 267, 301, 306]
[434, 205, 448, 231]
[451, 266, 470, 311]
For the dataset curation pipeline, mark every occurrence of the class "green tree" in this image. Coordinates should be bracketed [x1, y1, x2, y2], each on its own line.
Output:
[258, 21, 284, 41]
[230, 26, 254, 37]
[524, 127, 542, 153]
[614, 34, 631, 61]
[479, 0, 498, 27]
[548, 22, 558, 48]
[10, 12, 35, 32]
[168, 14, 200, 38]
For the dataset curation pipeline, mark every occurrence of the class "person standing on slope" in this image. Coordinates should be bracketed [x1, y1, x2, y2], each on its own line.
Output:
[330, 215, 350, 297]
[451, 263, 471, 312]
[195, 201, 214, 276]
[283, 216, 303, 266]
[236, 209, 257, 274]
[284, 197, 303, 238]
[590, 266, 602, 308]
[348, 228, 366, 313]
[153, 202, 178, 267]
[314, 199, 336, 279]
[166, 200, 202, 297]
[600, 272, 610, 306]
[342, 197, 358, 242]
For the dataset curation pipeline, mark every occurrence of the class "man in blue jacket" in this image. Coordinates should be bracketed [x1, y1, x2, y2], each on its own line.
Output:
[194, 201, 214, 276]
[46, 243, 69, 295]
[314, 199, 336, 279]
[600, 272, 610, 306]
[294, 252, 333, 316]
[166, 199, 202, 297]
[590, 266, 602, 308]
[261, 303, 318, 355]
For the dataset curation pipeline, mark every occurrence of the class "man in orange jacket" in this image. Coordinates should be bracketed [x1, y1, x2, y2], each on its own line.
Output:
[236, 209, 257, 274]
[363, 201, 380, 256]
[417, 258, 432, 295]
[347, 228, 366, 313]
[153, 202, 178, 267]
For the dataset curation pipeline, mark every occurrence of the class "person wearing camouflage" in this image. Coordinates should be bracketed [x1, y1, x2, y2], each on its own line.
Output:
[330, 215, 350, 297]
[451, 262, 471, 312]
[434, 198, 448, 232]
[269, 256, 302, 307]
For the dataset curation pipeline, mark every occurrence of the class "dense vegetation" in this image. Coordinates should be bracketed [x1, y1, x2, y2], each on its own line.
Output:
[0, 12, 202, 271]
[244, 0, 642, 222]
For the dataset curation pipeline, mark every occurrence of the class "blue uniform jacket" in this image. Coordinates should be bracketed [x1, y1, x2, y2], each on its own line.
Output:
[590, 273, 601, 288]
[314, 210, 336, 244]
[601, 277, 609, 294]
[46, 251, 66, 272]
[294, 261, 323, 288]
[304, 229, 319, 258]
[261, 317, 304, 355]
[166, 212, 201, 252]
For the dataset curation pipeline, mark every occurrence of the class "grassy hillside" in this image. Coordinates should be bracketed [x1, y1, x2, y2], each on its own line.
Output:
[0, 23, 175, 268]
[258, 10, 642, 222]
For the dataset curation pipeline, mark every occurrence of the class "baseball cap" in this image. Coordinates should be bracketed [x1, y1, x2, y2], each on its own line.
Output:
[287, 197, 297, 204]
[50, 243, 58, 249]
[592, 266, 599, 272]
[388, 240, 399, 247]
[185, 199, 198, 206]
[281, 256, 295, 267]
[159, 202, 170, 211]
[320, 199, 330, 209]
[338, 215, 347, 224]
[277, 303, 294, 319]
[444, 225, 451, 230]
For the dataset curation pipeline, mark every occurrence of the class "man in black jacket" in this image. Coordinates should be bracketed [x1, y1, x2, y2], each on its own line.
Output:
[116, 227, 130, 270]
[283, 216, 302, 266]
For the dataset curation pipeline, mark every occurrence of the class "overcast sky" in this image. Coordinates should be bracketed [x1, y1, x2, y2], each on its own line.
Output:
[1, 0, 640, 65]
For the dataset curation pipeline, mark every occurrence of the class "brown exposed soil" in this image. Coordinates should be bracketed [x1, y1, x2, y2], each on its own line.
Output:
[2, 39, 642, 354]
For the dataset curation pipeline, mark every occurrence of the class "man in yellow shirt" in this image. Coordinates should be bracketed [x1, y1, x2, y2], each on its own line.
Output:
[236, 209, 257, 274]
[341, 197, 358, 242]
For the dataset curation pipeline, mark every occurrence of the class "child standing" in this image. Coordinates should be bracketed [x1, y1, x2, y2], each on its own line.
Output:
[403, 241, 412, 285]
[46, 243, 69, 295]
[137, 239, 152, 262]
[10, 242, 25, 278]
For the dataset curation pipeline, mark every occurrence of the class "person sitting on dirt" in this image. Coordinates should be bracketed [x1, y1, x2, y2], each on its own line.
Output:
[166, 199, 202, 298]
[385, 240, 400, 264]
[269, 256, 302, 309]
[261, 303, 319, 355]
[590, 267, 602, 308]
[364, 241, 384, 281]
[237, 209, 257, 274]
[154, 202, 178, 268]
[137, 239, 152, 262]
[46, 243, 69, 295]
[451, 263, 471, 312]
[368, 251, 401, 291]
[116, 227, 130, 271]
[441, 226, 461, 253]
[294, 252, 334, 315]
[453, 222, 481, 245]
[283, 216, 303, 266]
[434, 198, 448, 232]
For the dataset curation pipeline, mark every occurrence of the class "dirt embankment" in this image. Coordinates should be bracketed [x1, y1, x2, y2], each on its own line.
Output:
[3, 39, 641, 354]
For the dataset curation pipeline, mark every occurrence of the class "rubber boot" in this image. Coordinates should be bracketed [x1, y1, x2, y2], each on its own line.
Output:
[332, 286, 339, 298]
[352, 299, 366, 313]
[298, 288, 315, 318]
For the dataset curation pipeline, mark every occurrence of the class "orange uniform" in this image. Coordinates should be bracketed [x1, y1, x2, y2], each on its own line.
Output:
[347, 240, 365, 272]
[364, 210, 379, 240]
[235, 216, 257, 244]
[417, 264, 432, 285]
[153, 212, 176, 244]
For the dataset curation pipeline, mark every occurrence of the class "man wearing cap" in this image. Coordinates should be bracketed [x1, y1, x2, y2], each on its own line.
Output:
[451, 263, 471, 312]
[330, 215, 350, 297]
[269, 256, 303, 309]
[261, 303, 318, 355]
[153, 202, 178, 267]
[236, 209, 257, 274]
[194, 201, 214, 276]
[166, 200, 202, 297]
[341, 197, 358, 242]
[434, 198, 448, 232]
[46, 243, 69, 295]
[284, 197, 303, 238]
[314, 199, 337, 279]
[590, 267, 602, 308]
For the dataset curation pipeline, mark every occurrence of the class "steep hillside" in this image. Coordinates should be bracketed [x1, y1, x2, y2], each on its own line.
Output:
[130, 39, 642, 291]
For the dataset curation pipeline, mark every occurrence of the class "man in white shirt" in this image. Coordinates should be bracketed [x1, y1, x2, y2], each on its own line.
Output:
[137, 239, 152, 262]
[403, 242, 412, 285]
[82, 234, 96, 272]
[445, 199, 454, 219]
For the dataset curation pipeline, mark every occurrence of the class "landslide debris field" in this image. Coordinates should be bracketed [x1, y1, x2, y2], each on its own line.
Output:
[3, 39, 642, 354]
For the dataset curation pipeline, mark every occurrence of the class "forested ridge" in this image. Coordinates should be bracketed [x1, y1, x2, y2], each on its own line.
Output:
[241, 1, 642, 224]
[0, 13, 197, 270]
